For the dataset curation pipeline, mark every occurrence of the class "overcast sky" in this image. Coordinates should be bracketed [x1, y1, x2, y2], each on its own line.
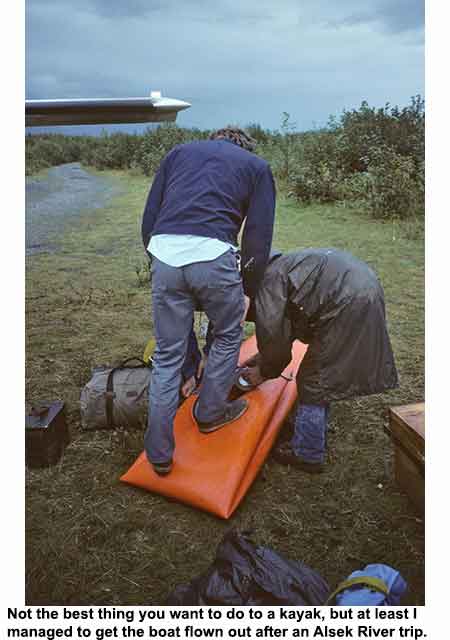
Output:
[26, 0, 424, 133]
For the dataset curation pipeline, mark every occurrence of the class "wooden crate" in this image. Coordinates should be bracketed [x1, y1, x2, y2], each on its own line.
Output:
[385, 403, 425, 512]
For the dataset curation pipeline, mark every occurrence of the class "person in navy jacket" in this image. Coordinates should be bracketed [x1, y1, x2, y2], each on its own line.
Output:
[141, 127, 276, 475]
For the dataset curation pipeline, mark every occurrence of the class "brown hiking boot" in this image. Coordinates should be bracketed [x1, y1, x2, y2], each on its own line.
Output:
[194, 398, 249, 434]
[273, 442, 324, 474]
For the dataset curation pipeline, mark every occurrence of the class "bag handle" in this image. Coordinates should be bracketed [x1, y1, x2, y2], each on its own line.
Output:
[325, 576, 389, 605]
[105, 357, 152, 428]
[114, 357, 150, 370]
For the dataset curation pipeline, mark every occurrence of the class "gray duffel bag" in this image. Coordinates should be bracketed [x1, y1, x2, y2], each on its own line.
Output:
[80, 358, 152, 430]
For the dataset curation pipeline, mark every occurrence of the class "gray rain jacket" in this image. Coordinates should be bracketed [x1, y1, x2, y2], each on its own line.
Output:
[254, 249, 398, 404]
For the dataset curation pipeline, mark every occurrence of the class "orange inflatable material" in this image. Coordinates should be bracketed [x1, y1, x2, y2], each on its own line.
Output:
[120, 336, 307, 519]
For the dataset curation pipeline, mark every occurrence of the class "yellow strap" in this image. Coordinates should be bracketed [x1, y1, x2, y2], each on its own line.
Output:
[143, 338, 156, 364]
[325, 576, 389, 605]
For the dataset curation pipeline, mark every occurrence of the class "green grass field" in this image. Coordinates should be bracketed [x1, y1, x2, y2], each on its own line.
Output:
[26, 169, 424, 605]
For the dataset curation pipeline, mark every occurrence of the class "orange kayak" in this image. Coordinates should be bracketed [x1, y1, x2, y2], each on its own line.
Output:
[120, 336, 307, 519]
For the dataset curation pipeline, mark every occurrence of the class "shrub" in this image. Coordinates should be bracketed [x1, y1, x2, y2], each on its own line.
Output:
[131, 125, 206, 175]
[336, 172, 371, 205]
[25, 97, 425, 220]
[286, 129, 341, 203]
[289, 161, 342, 203]
[365, 145, 422, 219]
[336, 96, 425, 175]
[88, 132, 141, 170]
[25, 133, 97, 175]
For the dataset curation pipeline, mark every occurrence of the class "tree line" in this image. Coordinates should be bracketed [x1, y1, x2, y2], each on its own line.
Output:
[26, 96, 424, 220]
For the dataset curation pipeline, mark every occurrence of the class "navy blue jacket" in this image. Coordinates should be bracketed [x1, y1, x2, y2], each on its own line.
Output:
[141, 139, 276, 297]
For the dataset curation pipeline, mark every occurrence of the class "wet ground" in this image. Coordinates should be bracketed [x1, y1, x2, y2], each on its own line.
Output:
[25, 163, 121, 255]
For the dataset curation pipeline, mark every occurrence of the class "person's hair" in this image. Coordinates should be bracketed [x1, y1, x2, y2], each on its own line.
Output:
[209, 126, 257, 152]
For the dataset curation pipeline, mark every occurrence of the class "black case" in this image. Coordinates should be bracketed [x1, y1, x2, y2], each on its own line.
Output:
[25, 401, 70, 468]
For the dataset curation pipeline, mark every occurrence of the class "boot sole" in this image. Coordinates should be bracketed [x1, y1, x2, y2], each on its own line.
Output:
[194, 400, 249, 433]
[152, 462, 173, 476]
[273, 449, 324, 474]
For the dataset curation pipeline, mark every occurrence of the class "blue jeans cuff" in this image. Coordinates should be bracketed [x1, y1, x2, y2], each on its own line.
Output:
[291, 403, 329, 464]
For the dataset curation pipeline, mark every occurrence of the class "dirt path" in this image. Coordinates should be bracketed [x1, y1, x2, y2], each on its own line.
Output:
[25, 163, 122, 255]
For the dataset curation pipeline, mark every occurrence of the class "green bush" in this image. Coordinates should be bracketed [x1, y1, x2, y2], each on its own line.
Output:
[336, 172, 371, 204]
[284, 128, 341, 202]
[25, 97, 425, 219]
[365, 145, 422, 219]
[89, 132, 141, 170]
[131, 125, 207, 175]
[336, 96, 425, 174]
[25, 133, 99, 175]
[289, 161, 342, 203]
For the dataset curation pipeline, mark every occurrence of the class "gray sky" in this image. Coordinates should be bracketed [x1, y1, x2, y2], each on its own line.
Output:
[26, 0, 424, 132]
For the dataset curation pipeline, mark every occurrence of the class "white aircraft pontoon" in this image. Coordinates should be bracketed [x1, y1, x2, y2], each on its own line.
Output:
[25, 91, 191, 127]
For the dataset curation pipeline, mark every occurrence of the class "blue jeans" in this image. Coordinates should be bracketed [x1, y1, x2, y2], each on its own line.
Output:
[145, 250, 245, 464]
[291, 404, 329, 464]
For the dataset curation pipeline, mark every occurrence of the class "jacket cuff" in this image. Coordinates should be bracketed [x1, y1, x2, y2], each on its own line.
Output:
[260, 360, 284, 380]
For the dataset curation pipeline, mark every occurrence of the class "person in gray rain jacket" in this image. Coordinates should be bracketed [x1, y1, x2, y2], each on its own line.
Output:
[243, 248, 398, 473]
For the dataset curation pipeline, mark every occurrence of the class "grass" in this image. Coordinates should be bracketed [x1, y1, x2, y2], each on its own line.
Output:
[26, 169, 424, 605]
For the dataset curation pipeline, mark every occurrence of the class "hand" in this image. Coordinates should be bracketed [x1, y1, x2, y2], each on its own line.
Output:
[243, 365, 265, 387]
[241, 352, 262, 369]
[241, 295, 250, 326]
[181, 375, 197, 398]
